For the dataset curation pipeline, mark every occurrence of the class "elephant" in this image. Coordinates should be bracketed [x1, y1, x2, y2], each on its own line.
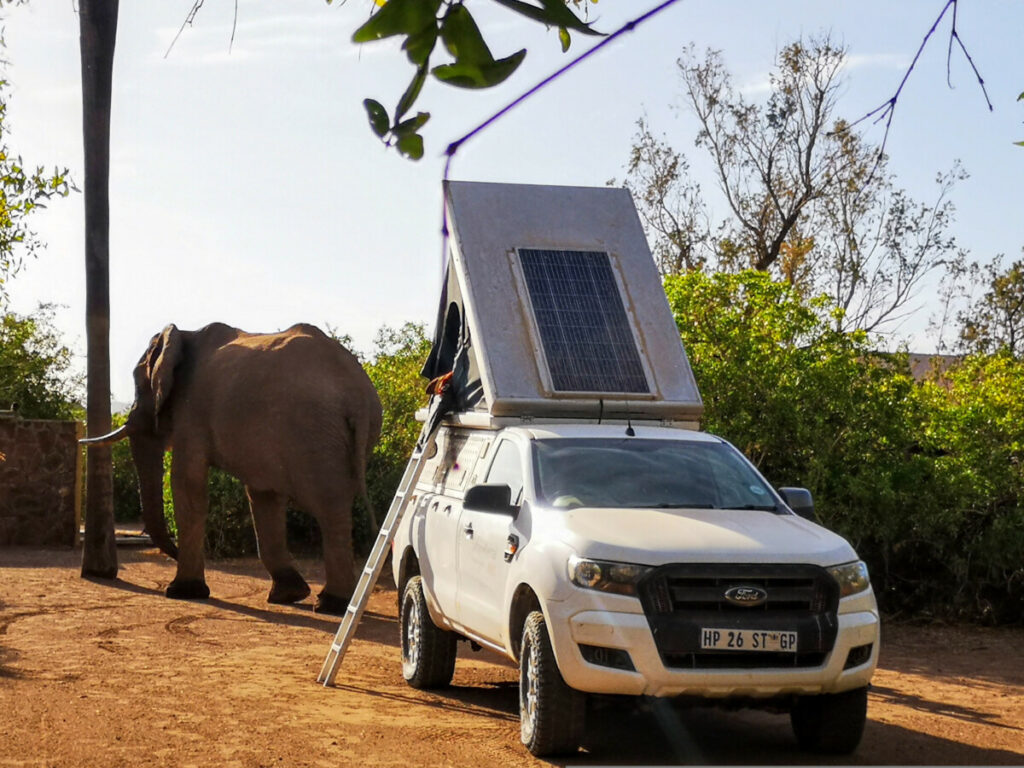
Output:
[84, 322, 383, 614]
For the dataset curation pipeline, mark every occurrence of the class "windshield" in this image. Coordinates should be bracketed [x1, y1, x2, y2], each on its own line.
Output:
[532, 438, 778, 511]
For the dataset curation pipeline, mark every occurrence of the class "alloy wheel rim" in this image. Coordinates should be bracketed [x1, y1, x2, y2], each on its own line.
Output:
[521, 636, 540, 737]
[404, 594, 421, 669]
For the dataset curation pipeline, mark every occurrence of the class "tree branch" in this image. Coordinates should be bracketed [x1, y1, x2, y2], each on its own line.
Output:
[843, 0, 990, 181]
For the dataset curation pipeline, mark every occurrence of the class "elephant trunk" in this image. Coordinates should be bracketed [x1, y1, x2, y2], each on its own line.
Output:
[130, 436, 178, 560]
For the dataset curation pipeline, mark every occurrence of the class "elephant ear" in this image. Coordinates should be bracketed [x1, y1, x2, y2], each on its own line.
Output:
[149, 324, 185, 425]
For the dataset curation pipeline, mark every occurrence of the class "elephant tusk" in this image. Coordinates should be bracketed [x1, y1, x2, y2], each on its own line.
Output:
[79, 424, 131, 446]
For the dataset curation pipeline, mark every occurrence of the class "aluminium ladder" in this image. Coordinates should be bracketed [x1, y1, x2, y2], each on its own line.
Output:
[317, 426, 438, 686]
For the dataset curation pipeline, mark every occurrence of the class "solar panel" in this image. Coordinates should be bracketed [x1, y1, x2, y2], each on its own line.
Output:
[518, 248, 650, 394]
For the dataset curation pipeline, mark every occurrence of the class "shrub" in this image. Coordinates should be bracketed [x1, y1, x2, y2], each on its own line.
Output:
[666, 270, 1024, 623]
[110, 412, 141, 523]
[0, 305, 82, 420]
[357, 323, 431, 554]
[917, 353, 1024, 622]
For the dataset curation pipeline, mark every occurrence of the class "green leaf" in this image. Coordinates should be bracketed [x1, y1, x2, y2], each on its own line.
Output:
[363, 98, 390, 138]
[558, 26, 571, 53]
[402, 23, 438, 66]
[1018, 91, 1024, 101]
[352, 0, 442, 44]
[490, 0, 601, 36]
[392, 112, 430, 137]
[440, 5, 493, 65]
[432, 49, 526, 89]
[396, 63, 428, 121]
[396, 132, 424, 160]
[537, 0, 599, 33]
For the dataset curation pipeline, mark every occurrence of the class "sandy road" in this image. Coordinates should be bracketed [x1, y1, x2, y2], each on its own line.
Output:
[0, 546, 1021, 766]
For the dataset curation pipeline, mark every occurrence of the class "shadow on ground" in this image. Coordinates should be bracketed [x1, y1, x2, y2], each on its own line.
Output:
[389, 685, 1024, 766]
[564, 700, 1023, 766]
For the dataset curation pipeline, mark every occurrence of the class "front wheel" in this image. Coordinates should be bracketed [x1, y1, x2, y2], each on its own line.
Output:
[400, 576, 457, 689]
[790, 685, 868, 754]
[519, 610, 585, 756]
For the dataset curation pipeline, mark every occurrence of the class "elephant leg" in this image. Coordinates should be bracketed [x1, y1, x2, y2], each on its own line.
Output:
[247, 487, 310, 605]
[306, 487, 357, 616]
[166, 452, 211, 600]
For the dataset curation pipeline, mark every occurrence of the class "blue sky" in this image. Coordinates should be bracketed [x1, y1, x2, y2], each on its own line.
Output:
[4, 0, 1022, 402]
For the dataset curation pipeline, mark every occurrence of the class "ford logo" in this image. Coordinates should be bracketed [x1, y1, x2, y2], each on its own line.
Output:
[724, 585, 768, 607]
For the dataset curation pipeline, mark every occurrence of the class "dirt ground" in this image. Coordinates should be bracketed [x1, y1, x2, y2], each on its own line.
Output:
[1, 545, 1022, 767]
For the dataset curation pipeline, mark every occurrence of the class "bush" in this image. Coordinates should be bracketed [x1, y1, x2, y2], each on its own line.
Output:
[110, 413, 141, 523]
[0, 305, 82, 420]
[667, 270, 1024, 624]
[358, 323, 432, 554]
[916, 353, 1024, 622]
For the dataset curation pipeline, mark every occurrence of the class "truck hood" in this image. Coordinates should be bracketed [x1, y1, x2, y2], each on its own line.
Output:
[556, 506, 858, 567]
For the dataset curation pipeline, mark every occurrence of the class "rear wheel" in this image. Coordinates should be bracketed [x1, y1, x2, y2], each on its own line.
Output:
[519, 610, 585, 756]
[790, 686, 868, 754]
[400, 576, 457, 689]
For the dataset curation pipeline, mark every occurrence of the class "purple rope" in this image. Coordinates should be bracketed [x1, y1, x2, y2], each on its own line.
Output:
[437, 0, 684, 275]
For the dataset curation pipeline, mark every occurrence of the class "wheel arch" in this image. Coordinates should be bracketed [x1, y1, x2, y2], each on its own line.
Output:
[396, 546, 419, 609]
[508, 582, 543, 662]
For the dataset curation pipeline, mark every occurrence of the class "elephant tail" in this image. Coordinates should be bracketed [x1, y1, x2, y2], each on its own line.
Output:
[349, 413, 378, 530]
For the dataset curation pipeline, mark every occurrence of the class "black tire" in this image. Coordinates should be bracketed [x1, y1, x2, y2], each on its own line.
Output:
[400, 576, 457, 689]
[790, 685, 868, 754]
[519, 610, 585, 757]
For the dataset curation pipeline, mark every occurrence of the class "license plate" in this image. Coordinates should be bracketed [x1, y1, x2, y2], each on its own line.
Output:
[700, 628, 798, 652]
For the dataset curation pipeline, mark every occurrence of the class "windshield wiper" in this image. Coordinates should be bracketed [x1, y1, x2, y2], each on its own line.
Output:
[720, 504, 778, 512]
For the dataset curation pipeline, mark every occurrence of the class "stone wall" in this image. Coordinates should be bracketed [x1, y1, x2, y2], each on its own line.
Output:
[0, 416, 83, 547]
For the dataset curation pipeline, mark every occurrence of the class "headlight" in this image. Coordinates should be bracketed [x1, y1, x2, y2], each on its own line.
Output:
[568, 556, 651, 597]
[828, 560, 871, 598]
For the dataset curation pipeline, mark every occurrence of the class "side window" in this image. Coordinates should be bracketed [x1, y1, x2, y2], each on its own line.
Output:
[485, 440, 524, 504]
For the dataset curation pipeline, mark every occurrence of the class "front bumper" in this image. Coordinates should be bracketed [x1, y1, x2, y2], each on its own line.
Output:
[544, 595, 879, 699]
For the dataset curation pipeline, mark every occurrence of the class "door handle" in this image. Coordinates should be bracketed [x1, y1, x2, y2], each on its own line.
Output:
[463, 523, 474, 538]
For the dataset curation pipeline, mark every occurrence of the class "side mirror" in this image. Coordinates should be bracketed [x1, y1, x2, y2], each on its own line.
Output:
[464, 483, 517, 516]
[779, 487, 818, 523]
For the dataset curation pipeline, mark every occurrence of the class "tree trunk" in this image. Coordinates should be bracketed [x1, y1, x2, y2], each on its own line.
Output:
[79, 0, 120, 579]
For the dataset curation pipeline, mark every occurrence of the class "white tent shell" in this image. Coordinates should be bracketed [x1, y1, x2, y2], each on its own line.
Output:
[435, 180, 703, 426]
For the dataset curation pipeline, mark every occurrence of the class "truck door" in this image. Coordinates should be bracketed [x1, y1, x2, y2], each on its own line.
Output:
[419, 492, 460, 619]
[455, 438, 523, 646]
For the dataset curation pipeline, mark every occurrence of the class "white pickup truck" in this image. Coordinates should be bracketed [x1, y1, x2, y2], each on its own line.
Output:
[391, 421, 879, 757]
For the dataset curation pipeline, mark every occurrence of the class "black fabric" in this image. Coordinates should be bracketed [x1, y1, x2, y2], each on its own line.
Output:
[418, 270, 485, 449]
[418, 341, 484, 448]
[421, 290, 456, 382]
[422, 300, 462, 382]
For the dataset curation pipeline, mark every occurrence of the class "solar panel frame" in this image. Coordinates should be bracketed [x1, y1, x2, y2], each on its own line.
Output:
[513, 248, 653, 396]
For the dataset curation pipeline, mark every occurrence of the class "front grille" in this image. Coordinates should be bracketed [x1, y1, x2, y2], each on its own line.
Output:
[638, 564, 839, 671]
[645, 572, 828, 614]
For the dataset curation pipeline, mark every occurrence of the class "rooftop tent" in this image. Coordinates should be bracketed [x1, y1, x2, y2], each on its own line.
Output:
[421, 180, 703, 427]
